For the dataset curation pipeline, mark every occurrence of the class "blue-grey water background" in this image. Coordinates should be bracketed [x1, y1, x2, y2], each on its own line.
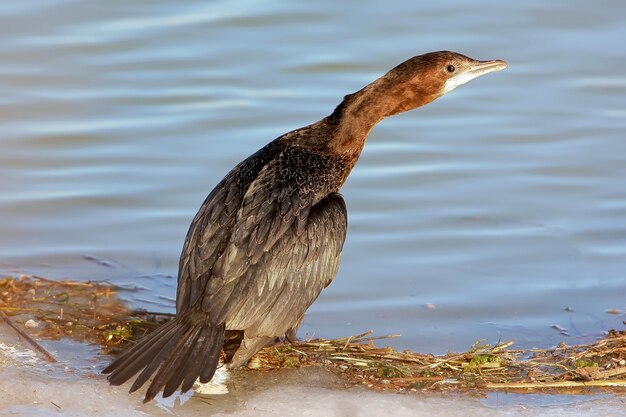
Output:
[0, 0, 624, 354]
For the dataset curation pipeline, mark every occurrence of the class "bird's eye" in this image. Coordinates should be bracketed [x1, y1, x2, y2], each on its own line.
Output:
[446, 64, 455, 73]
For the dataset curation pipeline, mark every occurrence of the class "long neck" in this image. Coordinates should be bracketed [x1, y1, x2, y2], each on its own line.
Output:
[324, 80, 395, 157]
[281, 69, 440, 174]
[323, 75, 438, 158]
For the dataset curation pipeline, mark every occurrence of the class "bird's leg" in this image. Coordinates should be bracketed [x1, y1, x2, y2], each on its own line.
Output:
[284, 328, 298, 344]
[227, 334, 273, 368]
[284, 317, 303, 344]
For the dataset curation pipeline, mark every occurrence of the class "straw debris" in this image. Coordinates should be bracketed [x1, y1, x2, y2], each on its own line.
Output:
[1, 275, 625, 394]
[0, 275, 169, 351]
[251, 330, 626, 394]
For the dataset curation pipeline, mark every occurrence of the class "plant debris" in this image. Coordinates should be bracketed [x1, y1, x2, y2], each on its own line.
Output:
[0, 275, 170, 351]
[1, 275, 625, 395]
[251, 330, 626, 394]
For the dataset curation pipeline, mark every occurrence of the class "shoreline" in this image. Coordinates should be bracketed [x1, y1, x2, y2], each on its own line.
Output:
[1, 274, 625, 416]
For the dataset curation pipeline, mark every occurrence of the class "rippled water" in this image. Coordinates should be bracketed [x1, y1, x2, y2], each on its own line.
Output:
[1, 0, 624, 353]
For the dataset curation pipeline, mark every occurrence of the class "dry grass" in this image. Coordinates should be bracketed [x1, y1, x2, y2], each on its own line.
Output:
[0, 275, 168, 349]
[252, 330, 626, 394]
[1, 275, 625, 395]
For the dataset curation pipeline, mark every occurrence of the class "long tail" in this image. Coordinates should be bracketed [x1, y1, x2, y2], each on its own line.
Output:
[102, 317, 225, 403]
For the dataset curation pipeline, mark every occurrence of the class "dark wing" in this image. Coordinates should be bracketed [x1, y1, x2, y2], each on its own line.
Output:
[178, 144, 347, 332]
[225, 192, 346, 336]
[176, 143, 278, 315]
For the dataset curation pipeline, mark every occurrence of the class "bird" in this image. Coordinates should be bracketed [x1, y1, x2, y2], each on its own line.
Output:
[103, 51, 507, 402]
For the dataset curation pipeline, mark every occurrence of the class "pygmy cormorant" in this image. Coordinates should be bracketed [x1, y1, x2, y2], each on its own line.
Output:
[103, 51, 507, 401]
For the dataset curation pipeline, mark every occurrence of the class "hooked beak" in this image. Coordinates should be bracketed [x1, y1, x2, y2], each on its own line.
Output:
[443, 59, 508, 94]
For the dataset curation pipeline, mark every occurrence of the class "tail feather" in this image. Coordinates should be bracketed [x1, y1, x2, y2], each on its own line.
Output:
[104, 320, 183, 386]
[145, 322, 225, 402]
[179, 324, 217, 393]
[160, 325, 204, 398]
[102, 320, 170, 376]
[102, 317, 225, 402]
[129, 323, 189, 394]
[200, 327, 225, 382]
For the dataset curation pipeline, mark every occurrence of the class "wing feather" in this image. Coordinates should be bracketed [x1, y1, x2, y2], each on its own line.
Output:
[177, 142, 348, 336]
[225, 193, 347, 336]
[176, 142, 280, 314]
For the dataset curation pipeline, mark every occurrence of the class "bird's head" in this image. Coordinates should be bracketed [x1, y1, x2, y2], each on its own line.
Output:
[324, 50, 507, 155]
[369, 51, 507, 117]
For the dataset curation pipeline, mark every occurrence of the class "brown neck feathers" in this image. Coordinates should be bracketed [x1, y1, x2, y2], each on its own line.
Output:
[324, 74, 438, 157]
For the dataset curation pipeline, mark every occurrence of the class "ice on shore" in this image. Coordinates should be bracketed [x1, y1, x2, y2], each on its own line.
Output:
[0, 336, 625, 417]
